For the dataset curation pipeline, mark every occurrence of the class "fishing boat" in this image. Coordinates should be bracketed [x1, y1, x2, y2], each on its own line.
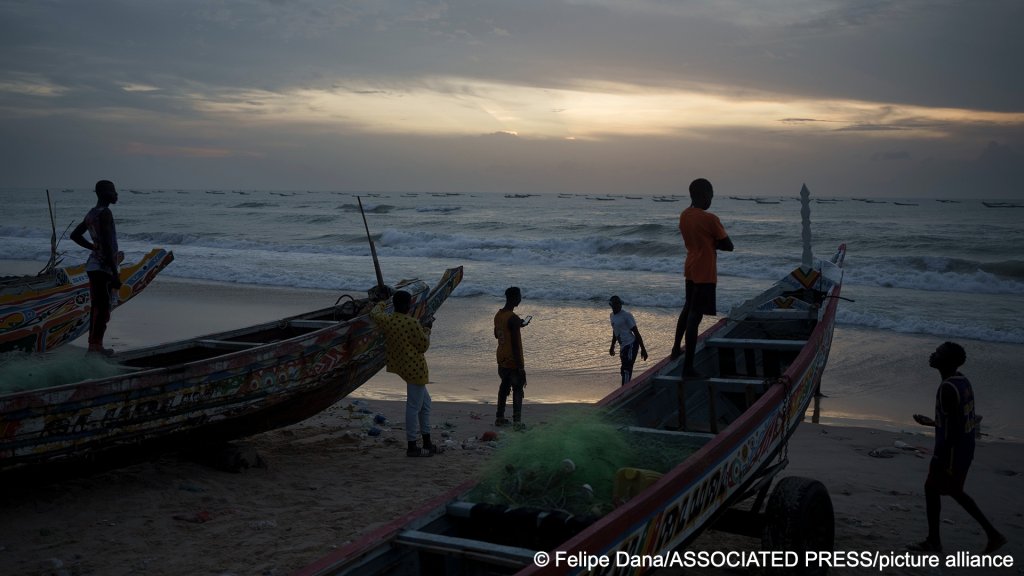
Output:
[0, 266, 463, 474]
[297, 186, 845, 576]
[1, 248, 175, 354]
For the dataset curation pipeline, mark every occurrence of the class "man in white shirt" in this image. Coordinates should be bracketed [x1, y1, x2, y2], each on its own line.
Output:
[608, 295, 648, 386]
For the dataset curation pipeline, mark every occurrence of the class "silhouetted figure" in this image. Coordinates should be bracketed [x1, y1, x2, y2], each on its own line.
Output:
[671, 178, 733, 378]
[70, 180, 122, 356]
[494, 287, 528, 430]
[608, 295, 647, 385]
[908, 342, 1006, 554]
[371, 290, 439, 457]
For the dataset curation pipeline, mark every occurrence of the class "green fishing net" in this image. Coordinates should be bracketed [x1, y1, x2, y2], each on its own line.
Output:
[468, 406, 698, 517]
[0, 350, 123, 394]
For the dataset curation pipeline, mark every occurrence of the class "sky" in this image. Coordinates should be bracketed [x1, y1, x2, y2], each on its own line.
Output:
[1, 0, 1022, 198]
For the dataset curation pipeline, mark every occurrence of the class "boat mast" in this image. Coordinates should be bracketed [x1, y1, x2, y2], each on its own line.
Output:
[800, 184, 813, 272]
[357, 196, 387, 298]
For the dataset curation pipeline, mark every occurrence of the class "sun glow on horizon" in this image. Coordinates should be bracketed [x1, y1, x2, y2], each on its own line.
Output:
[186, 77, 1024, 142]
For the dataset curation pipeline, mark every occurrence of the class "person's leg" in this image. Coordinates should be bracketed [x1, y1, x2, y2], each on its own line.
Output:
[909, 460, 944, 551]
[620, 342, 637, 385]
[511, 370, 525, 426]
[86, 271, 112, 353]
[671, 306, 688, 358]
[682, 311, 703, 376]
[672, 285, 693, 358]
[420, 387, 434, 450]
[949, 489, 1005, 551]
[495, 368, 511, 425]
[406, 383, 422, 446]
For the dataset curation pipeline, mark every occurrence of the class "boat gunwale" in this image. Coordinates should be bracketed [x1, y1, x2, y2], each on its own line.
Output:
[0, 272, 442, 403]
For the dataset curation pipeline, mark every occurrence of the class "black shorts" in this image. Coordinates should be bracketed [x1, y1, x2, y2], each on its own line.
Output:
[685, 280, 717, 316]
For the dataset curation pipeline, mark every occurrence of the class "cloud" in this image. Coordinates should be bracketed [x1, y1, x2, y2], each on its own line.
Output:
[0, 1, 1021, 197]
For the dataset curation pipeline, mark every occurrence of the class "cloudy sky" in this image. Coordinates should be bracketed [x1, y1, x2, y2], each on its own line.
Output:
[2, 0, 1022, 197]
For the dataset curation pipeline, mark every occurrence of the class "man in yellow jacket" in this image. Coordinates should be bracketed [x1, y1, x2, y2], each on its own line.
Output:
[371, 290, 438, 457]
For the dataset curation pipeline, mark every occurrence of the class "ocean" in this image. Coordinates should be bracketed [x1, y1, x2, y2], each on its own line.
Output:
[2, 186, 1023, 436]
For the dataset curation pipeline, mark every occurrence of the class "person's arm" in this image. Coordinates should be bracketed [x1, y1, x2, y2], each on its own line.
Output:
[631, 326, 648, 361]
[935, 383, 959, 467]
[508, 316, 524, 370]
[913, 413, 935, 427]
[369, 300, 387, 323]
[609, 333, 618, 356]
[413, 321, 430, 354]
[96, 209, 122, 287]
[70, 219, 92, 251]
[716, 236, 734, 252]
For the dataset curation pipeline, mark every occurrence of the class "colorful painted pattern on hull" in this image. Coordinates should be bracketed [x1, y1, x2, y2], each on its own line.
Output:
[0, 248, 174, 354]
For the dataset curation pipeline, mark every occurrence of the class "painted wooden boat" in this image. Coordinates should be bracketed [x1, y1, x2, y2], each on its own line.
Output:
[0, 266, 463, 473]
[297, 201, 845, 576]
[0, 248, 175, 354]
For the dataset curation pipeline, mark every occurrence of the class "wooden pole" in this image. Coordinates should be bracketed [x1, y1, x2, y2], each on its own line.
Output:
[357, 196, 386, 295]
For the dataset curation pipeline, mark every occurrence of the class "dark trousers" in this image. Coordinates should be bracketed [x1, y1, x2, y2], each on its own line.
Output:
[87, 270, 113, 350]
[496, 367, 525, 422]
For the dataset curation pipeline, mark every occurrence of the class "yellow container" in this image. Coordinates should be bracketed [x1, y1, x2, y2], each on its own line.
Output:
[613, 468, 664, 505]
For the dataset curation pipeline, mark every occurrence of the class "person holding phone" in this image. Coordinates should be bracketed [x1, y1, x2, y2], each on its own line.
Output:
[494, 286, 528, 430]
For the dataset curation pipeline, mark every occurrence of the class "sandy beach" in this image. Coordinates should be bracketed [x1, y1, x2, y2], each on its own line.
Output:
[0, 398, 1020, 576]
[1, 270, 1022, 575]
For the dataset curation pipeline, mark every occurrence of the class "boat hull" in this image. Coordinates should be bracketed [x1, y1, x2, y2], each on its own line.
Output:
[0, 248, 175, 354]
[0, 266, 463, 473]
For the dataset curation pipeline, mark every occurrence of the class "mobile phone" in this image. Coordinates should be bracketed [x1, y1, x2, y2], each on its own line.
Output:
[522, 315, 533, 326]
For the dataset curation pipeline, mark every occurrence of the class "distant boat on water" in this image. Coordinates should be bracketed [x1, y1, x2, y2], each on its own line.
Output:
[652, 196, 678, 202]
[936, 199, 961, 204]
[754, 198, 781, 204]
[893, 202, 918, 206]
[982, 201, 1024, 208]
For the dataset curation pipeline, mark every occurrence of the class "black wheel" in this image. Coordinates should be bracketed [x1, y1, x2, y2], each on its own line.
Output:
[762, 476, 834, 575]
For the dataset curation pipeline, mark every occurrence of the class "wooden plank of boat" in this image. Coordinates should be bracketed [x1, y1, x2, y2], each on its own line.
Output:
[0, 248, 175, 354]
[295, 189, 844, 576]
[0, 266, 463, 474]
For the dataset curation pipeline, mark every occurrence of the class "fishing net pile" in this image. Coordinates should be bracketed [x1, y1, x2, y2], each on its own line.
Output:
[467, 407, 698, 517]
[0, 350, 122, 394]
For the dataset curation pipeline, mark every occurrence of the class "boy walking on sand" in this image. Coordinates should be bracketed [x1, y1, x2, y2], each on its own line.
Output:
[608, 295, 647, 386]
[908, 342, 1006, 554]
[671, 178, 733, 378]
[371, 291, 439, 457]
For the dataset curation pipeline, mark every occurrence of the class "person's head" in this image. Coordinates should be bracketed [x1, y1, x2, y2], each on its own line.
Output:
[689, 178, 713, 210]
[609, 295, 623, 314]
[95, 180, 118, 205]
[393, 290, 412, 314]
[929, 341, 966, 373]
[504, 286, 522, 308]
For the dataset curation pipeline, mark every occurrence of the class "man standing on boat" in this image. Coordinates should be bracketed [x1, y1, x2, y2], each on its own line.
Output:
[671, 178, 733, 378]
[494, 286, 528, 431]
[70, 179, 122, 356]
[608, 295, 647, 386]
[908, 342, 1006, 554]
[371, 291, 440, 457]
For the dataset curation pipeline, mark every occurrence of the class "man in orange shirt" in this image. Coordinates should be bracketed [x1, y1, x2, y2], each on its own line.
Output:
[671, 178, 734, 378]
[494, 286, 528, 430]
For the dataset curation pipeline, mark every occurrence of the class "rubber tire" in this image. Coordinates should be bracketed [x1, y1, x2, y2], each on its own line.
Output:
[762, 476, 835, 575]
